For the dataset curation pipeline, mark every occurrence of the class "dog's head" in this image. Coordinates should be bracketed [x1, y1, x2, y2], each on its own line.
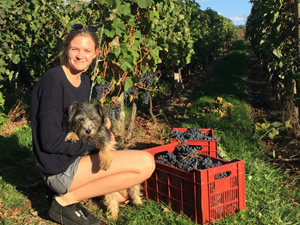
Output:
[67, 102, 108, 141]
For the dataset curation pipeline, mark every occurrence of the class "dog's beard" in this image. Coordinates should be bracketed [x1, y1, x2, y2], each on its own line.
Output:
[77, 132, 98, 145]
[74, 116, 100, 144]
[66, 102, 110, 146]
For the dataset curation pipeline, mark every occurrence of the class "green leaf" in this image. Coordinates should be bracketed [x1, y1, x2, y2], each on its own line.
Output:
[96, 76, 105, 85]
[104, 29, 115, 38]
[285, 120, 293, 129]
[149, 47, 161, 64]
[268, 128, 279, 139]
[272, 49, 282, 59]
[136, 0, 152, 9]
[26, 37, 32, 47]
[12, 54, 20, 64]
[112, 18, 126, 35]
[149, 10, 159, 20]
[69, 0, 77, 4]
[113, 46, 121, 57]
[0, 67, 5, 74]
[272, 12, 279, 23]
[101, 0, 113, 7]
[124, 77, 133, 91]
[276, 24, 281, 33]
[0, 59, 6, 67]
[120, 59, 133, 71]
[133, 30, 142, 39]
[116, 3, 131, 16]
[270, 121, 283, 128]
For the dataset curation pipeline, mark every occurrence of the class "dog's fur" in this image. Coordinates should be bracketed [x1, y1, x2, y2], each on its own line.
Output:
[64, 102, 114, 170]
[64, 102, 143, 220]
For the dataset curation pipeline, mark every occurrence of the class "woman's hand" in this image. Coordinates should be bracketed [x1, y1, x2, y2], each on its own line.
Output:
[105, 118, 111, 129]
[105, 118, 115, 142]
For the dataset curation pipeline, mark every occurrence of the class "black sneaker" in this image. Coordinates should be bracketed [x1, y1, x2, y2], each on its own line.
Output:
[48, 198, 102, 225]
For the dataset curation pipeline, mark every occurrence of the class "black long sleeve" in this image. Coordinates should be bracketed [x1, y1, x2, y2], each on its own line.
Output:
[30, 66, 95, 175]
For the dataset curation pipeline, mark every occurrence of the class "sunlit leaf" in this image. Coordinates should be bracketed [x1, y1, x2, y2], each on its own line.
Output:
[136, 0, 152, 9]
[272, 49, 282, 58]
[124, 77, 133, 91]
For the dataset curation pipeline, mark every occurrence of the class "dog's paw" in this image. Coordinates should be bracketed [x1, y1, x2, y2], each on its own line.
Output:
[99, 150, 113, 170]
[100, 159, 112, 171]
[129, 185, 144, 206]
[132, 196, 143, 206]
[104, 193, 119, 220]
[107, 213, 118, 221]
[65, 132, 80, 142]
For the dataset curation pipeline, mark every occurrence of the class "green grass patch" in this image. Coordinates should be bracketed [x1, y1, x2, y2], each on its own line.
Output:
[0, 126, 40, 188]
[0, 126, 40, 210]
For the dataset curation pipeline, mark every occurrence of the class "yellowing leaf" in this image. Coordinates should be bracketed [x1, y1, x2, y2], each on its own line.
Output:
[129, 95, 134, 103]
[161, 206, 171, 213]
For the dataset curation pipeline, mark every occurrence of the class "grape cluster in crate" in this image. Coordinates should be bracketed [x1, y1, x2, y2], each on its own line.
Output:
[155, 144, 229, 179]
[169, 128, 217, 143]
[169, 128, 219, 157]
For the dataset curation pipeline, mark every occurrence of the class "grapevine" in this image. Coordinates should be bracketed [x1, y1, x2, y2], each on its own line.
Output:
[246, 0, 299, 128]
[1, 0, 239, 144]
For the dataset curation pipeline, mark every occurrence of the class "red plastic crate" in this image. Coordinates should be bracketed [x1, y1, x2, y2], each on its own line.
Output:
[170, 128, 218, 157]
[143, 143, 246, 224]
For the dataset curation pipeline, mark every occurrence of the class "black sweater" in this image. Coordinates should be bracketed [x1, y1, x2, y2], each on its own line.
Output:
[30, 66, 95, 175]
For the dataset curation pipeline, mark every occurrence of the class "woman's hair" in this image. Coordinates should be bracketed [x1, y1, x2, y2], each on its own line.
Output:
[60, 25, 99, 65]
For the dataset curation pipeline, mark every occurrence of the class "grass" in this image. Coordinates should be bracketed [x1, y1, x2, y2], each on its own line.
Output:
[0, 40, 299, 224]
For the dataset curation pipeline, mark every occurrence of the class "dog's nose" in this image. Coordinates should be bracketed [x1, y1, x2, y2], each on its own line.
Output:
[86, 129, 91, 134]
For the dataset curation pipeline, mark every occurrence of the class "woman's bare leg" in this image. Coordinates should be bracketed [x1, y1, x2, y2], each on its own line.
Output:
[55, 150, 155, 206]
[115, 190, 128, 203]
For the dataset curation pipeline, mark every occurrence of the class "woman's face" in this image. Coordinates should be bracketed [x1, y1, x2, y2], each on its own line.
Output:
[65, 35, 98, 74]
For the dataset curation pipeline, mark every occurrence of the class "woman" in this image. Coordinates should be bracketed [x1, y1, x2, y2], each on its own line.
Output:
[30, 24, 155, 225]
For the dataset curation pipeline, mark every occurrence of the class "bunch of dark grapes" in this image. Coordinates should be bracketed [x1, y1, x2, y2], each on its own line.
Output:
[140, 73, 159, 105]
[155, 145, 229, 179]
[169, 128, 217, 143]
[94, 82, 110, 100]
[112, 104, 121, 120]
[108, 103, 121, 121]
[141, 73, 156, 88]
[123, 86, 135, 104]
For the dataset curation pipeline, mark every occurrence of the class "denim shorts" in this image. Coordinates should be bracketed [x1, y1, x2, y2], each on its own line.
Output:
[41, 156, 82, 196]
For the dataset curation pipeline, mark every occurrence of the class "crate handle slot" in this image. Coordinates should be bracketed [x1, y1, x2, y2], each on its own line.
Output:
[215, 171, 231, 180]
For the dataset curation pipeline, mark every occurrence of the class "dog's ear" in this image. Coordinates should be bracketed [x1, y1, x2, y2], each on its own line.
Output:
[95, 104, 108, 118]
[67, 102, 80, 122]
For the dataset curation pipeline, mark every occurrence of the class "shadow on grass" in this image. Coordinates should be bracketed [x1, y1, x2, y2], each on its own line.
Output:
[195, 49, 249, 102]
[0, 132, 52, 221]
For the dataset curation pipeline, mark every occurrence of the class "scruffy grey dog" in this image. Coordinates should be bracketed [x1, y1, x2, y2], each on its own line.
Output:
[64, 102, 114, 170]
[64, 102, 143, 220]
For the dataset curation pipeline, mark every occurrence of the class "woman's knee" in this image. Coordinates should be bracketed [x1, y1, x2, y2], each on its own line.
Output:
[139, 151, 156, 178]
